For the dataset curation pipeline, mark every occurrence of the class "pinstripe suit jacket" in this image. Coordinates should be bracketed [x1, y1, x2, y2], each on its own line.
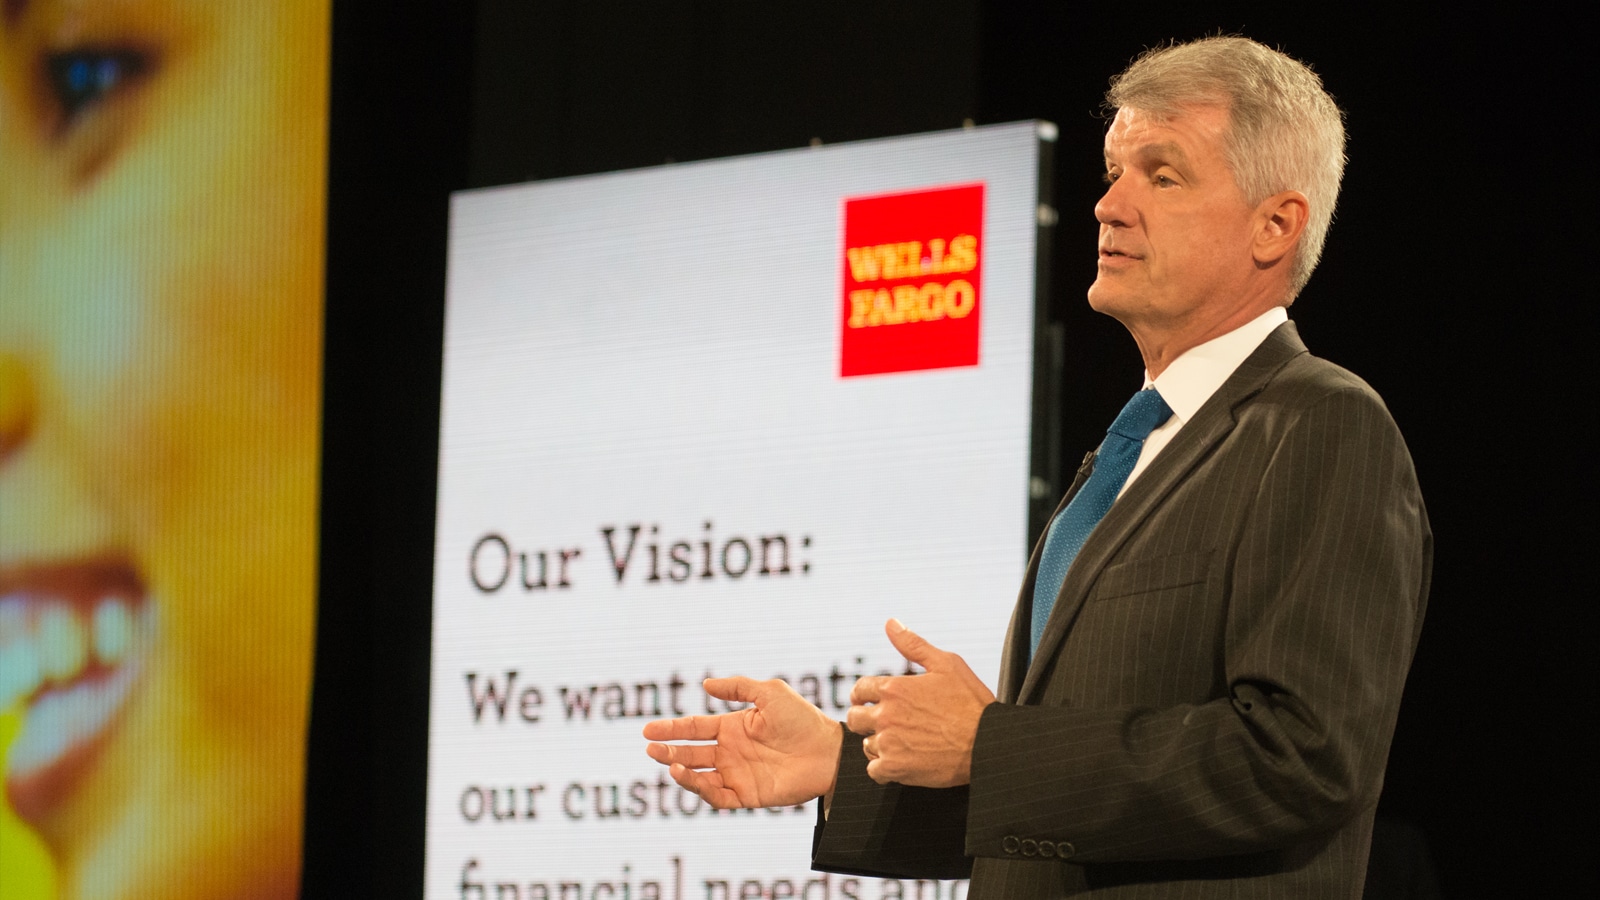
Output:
[813, 322, 1432, 898]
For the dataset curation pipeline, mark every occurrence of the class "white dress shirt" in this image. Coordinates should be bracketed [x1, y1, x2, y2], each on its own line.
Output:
[1118, 306, 1289, 498]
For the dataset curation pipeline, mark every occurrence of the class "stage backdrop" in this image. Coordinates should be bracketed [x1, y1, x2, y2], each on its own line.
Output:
[426, 122, 1050, 898]
[0, 2, 328, 898]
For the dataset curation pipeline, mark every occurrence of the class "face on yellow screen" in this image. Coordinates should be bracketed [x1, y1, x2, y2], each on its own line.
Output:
[0, 1, 328, 897]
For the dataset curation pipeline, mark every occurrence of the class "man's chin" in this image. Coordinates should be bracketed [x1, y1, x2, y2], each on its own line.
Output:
[1086, 281, 1130, 316]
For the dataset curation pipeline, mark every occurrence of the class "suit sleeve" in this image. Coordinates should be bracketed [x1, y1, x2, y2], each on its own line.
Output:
[812, 723, 974, 880]
[963, 383, 1431, 863]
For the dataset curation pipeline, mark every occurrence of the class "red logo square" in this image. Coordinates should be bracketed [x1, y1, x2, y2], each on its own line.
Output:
[840, 183, 984, 377]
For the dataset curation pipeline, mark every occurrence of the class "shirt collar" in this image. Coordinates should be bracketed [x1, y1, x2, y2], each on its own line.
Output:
[1144, 307, 1288, 423]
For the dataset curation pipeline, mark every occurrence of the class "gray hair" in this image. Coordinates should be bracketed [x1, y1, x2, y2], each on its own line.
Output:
[1106, 36, 1347, 300]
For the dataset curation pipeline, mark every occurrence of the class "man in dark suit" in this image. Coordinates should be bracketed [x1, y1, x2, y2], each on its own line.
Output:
[644, 36, 1430, 898]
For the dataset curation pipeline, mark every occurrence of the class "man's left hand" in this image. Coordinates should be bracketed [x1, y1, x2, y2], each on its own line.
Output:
[847, 618, 996, 787]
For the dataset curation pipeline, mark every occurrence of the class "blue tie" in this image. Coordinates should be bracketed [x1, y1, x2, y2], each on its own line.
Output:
[1030, 388, 1173, 656]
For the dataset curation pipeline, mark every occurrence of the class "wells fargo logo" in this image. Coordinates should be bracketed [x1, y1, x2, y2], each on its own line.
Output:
[839, 183, 984, 377]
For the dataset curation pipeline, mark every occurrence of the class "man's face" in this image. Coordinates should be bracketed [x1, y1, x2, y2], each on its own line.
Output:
[1087, 104, 1263, 339]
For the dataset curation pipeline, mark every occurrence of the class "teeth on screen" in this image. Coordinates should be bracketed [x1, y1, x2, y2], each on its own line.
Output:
[0, 596, 143, 711]
[93, 598, 133, 664]
[37, 604, 88, 683]
[0, 597, 25, 643]
[0, 636, 42, 712]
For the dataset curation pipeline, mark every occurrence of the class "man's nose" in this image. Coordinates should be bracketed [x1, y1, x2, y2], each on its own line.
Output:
[1094, 176, 1135, 228]
[0, 353, 35, 463]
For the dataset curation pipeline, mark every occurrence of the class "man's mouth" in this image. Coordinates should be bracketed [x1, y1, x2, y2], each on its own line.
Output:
[0, 561, 151, 821]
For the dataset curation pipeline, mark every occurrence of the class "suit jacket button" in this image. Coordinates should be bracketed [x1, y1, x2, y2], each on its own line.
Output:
[1020, 839, 1038, 857]
[1002, 836, 1020, 855]
[1056, 841, 1076, 859]
[1038, 841, 1056, 858]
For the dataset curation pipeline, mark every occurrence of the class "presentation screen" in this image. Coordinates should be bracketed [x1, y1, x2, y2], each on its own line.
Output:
[426, 122, 1050, 900]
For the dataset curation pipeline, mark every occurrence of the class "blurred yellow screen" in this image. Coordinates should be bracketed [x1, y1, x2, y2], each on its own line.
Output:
[0, 2, 329, 898]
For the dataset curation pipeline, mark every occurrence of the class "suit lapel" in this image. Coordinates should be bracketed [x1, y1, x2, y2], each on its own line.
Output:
[1016, 322, 1309, 703]
[998, 451, 1096, 702]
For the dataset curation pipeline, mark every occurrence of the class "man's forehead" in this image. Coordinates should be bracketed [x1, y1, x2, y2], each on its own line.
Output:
[1103, 104, 1228, 161]
[1104, 139, 1189, 166]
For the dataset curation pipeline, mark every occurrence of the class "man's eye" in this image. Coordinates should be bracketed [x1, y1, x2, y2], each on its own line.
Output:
[1103, 171, 1120, 184]
[44, 49, 148, 123]
[1154, 174, 1177, 187]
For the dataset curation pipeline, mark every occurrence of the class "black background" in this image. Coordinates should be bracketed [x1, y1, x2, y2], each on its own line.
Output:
[305, 2, 1588, 896]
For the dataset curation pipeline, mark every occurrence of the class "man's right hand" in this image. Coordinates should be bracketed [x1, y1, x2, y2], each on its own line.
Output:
[643, 677, 843, 809]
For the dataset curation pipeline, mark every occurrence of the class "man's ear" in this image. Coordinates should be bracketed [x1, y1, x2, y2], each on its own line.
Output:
[1253, 190, 1309, 266]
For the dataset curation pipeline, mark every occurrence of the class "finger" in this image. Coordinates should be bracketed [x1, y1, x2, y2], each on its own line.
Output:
[885, 618, 947, 669]
[671, 764, 749, 810]
[702, 675, 773, 705]
[641, 714, 724, 742]
[665, 764, 741, 809]
[850, 675, 889, 706]
[645, 742, 718, 769]
[845, 703, 878, 736]
[865, 756, 894, 785]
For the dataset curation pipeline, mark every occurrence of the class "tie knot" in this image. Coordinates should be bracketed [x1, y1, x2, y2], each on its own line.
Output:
[1108, 388, 1172, 440]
